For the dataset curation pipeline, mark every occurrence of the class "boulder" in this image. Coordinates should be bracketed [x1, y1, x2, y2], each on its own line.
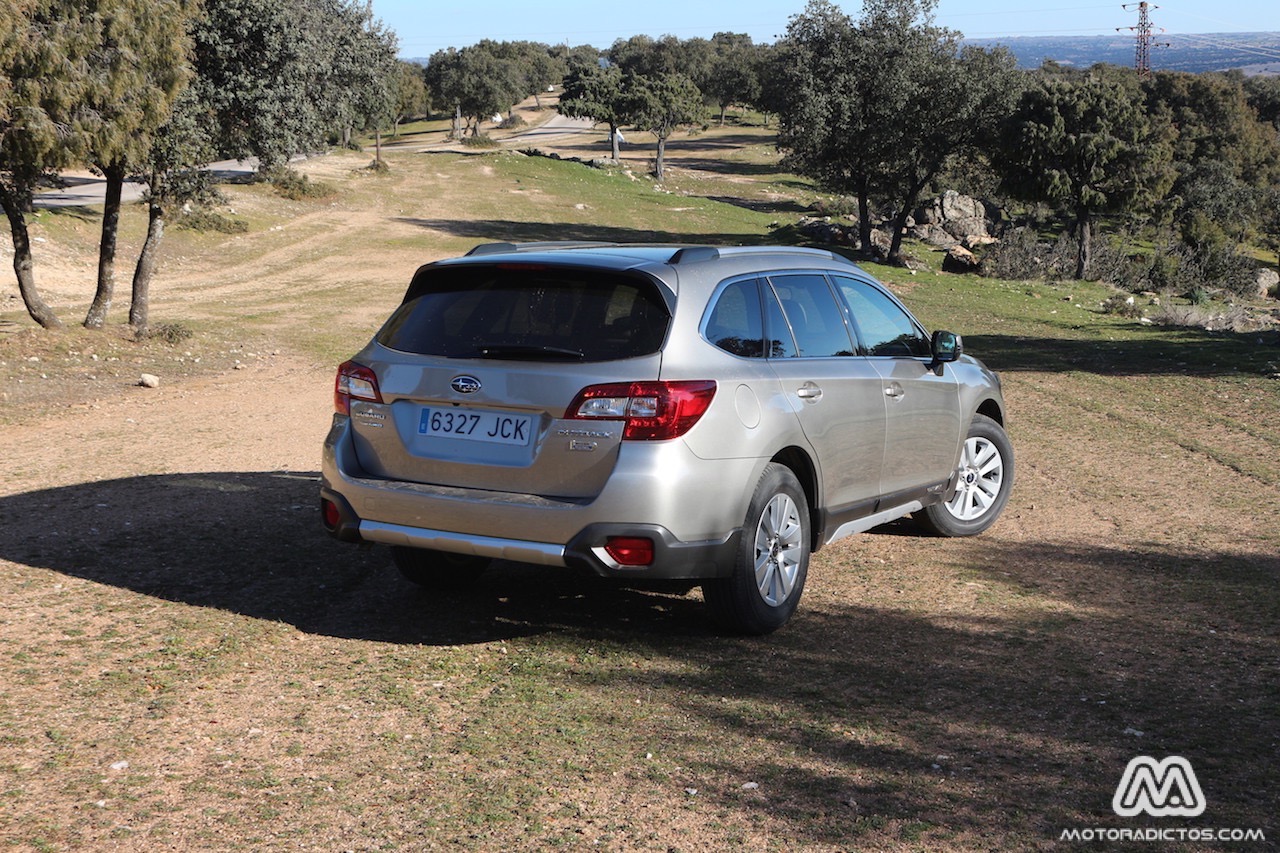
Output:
[942, 245, 981, 274]
[915, 190, 990, 240]
[962, 234, 999, 250]
[797, 217, 859, 249]
[909, 223, 959, 249]
[868, 228, 893, 259]
[1255, 268, 1279, 299]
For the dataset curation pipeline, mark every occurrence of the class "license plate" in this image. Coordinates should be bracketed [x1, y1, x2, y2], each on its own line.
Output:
[418, 407, 533, 446]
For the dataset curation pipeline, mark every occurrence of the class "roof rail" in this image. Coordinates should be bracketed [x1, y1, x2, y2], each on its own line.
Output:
[669, 245, 848, 265]
[465, 242, 520, 256]
[466, 241, 626, 257]
[668, 247, 720, 264]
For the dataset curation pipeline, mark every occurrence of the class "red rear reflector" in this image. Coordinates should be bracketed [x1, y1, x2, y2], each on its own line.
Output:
[321, 499, 342, 530]
[335, 360, 382, 415]
[605, 537, 654, 566]
[566, 380, 716, 440]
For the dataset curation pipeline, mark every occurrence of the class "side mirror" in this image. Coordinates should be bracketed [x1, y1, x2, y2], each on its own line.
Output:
[930, 330, 962, 368]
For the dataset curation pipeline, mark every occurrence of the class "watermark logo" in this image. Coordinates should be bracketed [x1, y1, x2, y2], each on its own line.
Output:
[1112, 756, 1206, 818]
[1059, 756, 1265, 843]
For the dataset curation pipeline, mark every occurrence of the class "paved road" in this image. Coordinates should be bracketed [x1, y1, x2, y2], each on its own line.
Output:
[29, 118, 598, 210]
[32, 160, 259, 209]
[381, 114, 601, 153]
[505, 113, 598, 144]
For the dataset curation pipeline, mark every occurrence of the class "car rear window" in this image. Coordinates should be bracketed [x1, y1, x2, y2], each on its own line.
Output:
[377, 265, 671, 361]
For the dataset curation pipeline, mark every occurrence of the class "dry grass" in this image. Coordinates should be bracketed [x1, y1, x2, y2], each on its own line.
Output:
[1, 124, 1277, 851]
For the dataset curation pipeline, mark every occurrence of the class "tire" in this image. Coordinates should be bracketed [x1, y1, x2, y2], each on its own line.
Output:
[918, 414, 1013, 537]
[390, 546, 490, 590]
[702, 463, 811, 635]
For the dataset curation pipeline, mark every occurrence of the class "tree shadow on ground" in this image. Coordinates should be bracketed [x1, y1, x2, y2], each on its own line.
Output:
[706, 195, 811, 215]
[663, 155, 783, 178]
[965, 329, 1280, 377]
[607, 536, 1280, 843]
[396, 217, 766, 247]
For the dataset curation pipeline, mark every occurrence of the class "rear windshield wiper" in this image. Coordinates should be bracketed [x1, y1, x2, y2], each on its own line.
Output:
[476, 344, 586, 360]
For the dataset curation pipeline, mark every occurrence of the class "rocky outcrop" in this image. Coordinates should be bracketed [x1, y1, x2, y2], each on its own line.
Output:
[912, 191, 993, 248]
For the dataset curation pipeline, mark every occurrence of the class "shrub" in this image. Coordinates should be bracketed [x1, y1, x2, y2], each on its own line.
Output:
[1087, 235, 1151, 291]
[982, 227, 1261, 299]
[978, 227, 1068, 280]
[462, 134, 499, 149]
[138, 322, 194, 345]
[264, 167, 336, 200]
[1151, 304, 1260, 333]
[1142, 237, 1256, 299]
[810, 196, 861, 219]
[175, 209, 249, 234]
[1101, 293, 1145, 318]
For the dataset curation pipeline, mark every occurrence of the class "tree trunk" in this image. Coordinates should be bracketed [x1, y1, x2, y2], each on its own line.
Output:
[451, 104, 461, 139]
[655, 135, 667, 181]
[857, 179, 873, 257]
[0, 183, 63, 329]
[129, 181, 165, 333]
[719, 104, 727, 125]
[1075, 212, 1091, 280]
[85, 161, 126, 329]
[888, 178, 931, 265]
[375, 127, 383, 167]
[609, 123, 620, 160]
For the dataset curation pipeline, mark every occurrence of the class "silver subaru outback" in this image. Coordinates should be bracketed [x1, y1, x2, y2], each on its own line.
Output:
[321, 243, 1012, 634]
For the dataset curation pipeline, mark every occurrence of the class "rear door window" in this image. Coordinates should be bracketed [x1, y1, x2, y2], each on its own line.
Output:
[377, 265, 670, 361]
[765, 274, 857, 358]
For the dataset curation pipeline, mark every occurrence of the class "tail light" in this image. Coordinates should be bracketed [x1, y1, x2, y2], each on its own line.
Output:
[566, 380, 716, 440]
[335, 360, 382, 414]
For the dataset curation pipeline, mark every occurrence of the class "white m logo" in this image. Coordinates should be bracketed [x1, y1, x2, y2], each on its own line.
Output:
[1113, 756, 1206, 817]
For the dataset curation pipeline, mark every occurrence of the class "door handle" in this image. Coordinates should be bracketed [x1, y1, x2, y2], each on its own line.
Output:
[796, 382, 823, 402]
[884, 382, 905, 400]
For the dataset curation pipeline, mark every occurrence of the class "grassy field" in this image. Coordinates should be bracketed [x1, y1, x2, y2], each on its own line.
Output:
[1, 123, 1278, 850]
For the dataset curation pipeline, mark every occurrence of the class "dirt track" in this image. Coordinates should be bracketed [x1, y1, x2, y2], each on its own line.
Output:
[1, 129, 1277, 850]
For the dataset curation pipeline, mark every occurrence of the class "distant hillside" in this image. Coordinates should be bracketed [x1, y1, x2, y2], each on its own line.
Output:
[407, 32, 1280, 76]
[967, 32, 1280, 75]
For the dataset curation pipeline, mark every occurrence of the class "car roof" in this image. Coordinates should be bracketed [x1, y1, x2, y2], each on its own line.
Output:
[432, 242, 860, 275]
[412, 242, 869, 311]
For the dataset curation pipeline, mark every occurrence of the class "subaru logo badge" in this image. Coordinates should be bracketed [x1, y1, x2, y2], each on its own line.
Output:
[450, 375, 482, 394]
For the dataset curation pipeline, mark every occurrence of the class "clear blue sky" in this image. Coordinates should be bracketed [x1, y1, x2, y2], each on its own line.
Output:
[374, 1, 1280, 58]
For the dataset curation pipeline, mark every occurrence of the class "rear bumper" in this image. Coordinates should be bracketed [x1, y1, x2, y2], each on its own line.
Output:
[321, 486, 739, 579]
[320, 416, 749, 580]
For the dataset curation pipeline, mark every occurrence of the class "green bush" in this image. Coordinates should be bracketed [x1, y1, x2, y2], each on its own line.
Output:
[264, 167, 336, 200]
[175, 209, 249, 234]
[461, 134, 499, 149]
